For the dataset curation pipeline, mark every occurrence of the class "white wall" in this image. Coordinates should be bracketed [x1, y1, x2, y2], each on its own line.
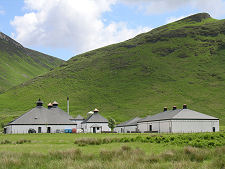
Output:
[137, 122, 148, 133]
[138, 120, 219, 133]
[71, 120, 83, 129]
[114, 126, 138, 133]
[81, 123, 110, 133]
[171, 120, 219, 133]
[6, 124, 77, 134]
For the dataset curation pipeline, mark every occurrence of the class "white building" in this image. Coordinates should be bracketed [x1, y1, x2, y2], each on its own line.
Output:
[138, 104, 219, 133]
[71, 115, 85, 129]
[81, 108, 110, 133]
[4, 99, 77, 134]
[114, 117, 141, 133]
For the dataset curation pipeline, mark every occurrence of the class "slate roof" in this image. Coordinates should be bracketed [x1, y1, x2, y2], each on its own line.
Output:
[90, 124, 102, 128]
[81, 112, 108, 123]
[73, 115, 85, 120]
[138, 109, 219, 123]
[116, 117, 142, 127]
[8, 106, 76, 125]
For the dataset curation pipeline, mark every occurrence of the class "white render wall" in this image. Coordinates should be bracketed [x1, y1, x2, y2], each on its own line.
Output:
[72, 120, 83, 129]
[114, 126, 138, 133]
[138, 120, 219, 133]
[137, 122, 148, 133]
[171, 120, 219, 133]
[81, 123, 110, 133]
[5, 124, 77, 134]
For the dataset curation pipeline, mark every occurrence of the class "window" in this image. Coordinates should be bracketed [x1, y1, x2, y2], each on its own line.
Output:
[97, 127, 99, 130]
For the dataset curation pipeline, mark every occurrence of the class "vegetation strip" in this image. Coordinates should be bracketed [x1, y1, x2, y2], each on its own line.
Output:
[74, 132, 225, 148]
[0, 146, 224, 169]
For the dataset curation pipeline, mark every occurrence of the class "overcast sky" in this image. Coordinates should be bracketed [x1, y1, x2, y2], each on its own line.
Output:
[1, 0, 225, 60]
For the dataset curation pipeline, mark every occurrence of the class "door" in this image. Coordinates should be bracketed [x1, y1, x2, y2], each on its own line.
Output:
[149, 125, 152, 132]
[47, 127, 51, 133]
[212, 127, 215, 132]
[38, 127, 42, 133]
[4, 128, 7, 134]
[93, 127, 96, 133]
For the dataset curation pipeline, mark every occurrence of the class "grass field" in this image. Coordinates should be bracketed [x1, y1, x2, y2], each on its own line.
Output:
[0, 131, 224, 169]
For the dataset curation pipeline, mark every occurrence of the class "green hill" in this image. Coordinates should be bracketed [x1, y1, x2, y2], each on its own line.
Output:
[0, 13, 224, 126]
[0, 32, 64, 92]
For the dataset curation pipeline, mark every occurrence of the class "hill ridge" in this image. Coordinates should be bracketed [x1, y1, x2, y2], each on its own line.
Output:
[0, 31, 64, 92]
[0, 13, 224, 126]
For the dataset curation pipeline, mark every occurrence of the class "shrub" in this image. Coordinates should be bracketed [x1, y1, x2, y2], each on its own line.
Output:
[16, 139, 31, 144]
[1, 140, 12, 144]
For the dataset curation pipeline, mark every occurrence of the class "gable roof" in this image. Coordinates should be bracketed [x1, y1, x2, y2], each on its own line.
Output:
[116, 117, 142, 127]
[138, 109, 219, 123]
[8, 106, 76, 125]
[81, 112, 108, 123]
[73, 115, 85, 120]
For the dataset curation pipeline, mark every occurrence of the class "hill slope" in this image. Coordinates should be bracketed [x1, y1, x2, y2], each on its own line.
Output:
[0, 13, 224, 126]
[0, 32, 64, 92]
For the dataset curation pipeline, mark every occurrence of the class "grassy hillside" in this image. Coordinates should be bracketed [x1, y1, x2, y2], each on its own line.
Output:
[0, 13, 224, 126]
[0, 32, 64, 92]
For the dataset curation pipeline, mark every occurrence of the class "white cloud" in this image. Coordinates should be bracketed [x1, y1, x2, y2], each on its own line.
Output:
[0, 6, 5, 15]
[122, 0, 225, 18]
[11, 0, 152, 55]
[166, 15, 187, 24]
[0, 10, 4, 15]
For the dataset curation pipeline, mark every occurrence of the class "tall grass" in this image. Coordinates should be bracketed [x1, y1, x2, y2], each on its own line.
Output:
[0, 146, 224, 169]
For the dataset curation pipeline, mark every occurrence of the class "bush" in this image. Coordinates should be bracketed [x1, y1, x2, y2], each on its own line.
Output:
[1, 139, 12, 144]
[16, 139, 31, 144]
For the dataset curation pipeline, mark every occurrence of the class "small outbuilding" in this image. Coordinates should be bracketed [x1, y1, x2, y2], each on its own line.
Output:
[114, 117, 141, 133]
[81, 108, 110, 133]
[4, 99, 77, 134]
[137, 104, 219, 133]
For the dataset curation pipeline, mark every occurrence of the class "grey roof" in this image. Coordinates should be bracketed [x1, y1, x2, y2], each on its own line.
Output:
[137, 115, 151, 123]
[138, 109, 219, 123]
[73, 115, 85, 120]
[81, 112, 108, 123]
[9, 106, 76, 125]
[90, 124, 102, 128]
[117, 117, 142, 127]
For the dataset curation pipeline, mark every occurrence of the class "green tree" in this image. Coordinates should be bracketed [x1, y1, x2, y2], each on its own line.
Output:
[108, 118, 116, 132]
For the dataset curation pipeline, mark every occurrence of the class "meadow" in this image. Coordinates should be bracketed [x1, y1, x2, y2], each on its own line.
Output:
[0, 130, 224, 169]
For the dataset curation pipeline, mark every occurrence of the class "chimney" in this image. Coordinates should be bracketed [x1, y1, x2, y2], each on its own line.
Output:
[183, 104, 187, 109]
[36, 98, 43, 107]
[48, 103, 53, 109]
[163, 107, 168, 112]
[173, 106, 177, 110]
[93, 108, 99, 113]
[67, 96, 69, 115]
[52, 101, 58, 108]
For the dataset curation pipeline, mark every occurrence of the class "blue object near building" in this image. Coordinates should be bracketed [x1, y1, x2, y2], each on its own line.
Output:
[64, 129, 72, 133]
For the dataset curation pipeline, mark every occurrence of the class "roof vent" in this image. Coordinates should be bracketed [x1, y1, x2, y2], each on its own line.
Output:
[36, 98, 43, 107]
[172, 106, 177, 110]
[164, 107, 168, 112]
[52, 101, 58, 108]
[93, 108, 99, 113]
[48, 103, 53, 109]
[183, 104, 187, 109]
